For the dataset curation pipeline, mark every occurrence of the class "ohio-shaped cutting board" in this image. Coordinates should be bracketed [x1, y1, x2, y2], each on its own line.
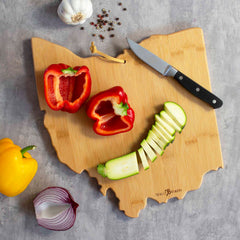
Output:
[32, 28, 223, 218]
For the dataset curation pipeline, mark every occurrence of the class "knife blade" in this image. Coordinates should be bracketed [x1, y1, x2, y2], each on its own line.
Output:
[127, 38, 223, 109]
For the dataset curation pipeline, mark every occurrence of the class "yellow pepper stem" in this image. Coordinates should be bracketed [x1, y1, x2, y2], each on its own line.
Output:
[21, 145, 36, 158]
[90, 42, 126, 64]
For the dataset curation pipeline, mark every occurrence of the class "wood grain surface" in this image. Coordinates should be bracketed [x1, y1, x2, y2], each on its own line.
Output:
[32, 28, 223, 218]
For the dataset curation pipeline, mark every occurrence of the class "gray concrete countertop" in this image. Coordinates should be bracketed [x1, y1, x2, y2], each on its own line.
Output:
[0, 0, 239, 239]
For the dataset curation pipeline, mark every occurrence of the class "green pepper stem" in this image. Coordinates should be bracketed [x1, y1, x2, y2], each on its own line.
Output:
[113, 102, 129, 116]
[61, 67, 77, 74]
[20, 145, 36, 158]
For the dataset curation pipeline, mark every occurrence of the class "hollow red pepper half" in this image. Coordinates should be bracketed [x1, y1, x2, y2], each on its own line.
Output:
[86, 86, 135, 136]
[44, 63, 91, 113]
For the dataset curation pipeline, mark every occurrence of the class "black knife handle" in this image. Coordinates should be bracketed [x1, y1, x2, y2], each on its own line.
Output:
[174, 71, 223, 109]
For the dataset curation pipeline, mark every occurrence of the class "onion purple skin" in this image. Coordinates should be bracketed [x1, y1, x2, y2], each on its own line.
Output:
[33, 186, 79, 231]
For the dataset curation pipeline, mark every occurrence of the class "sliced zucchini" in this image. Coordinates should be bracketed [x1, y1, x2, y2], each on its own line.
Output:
[140, 139, 157, 162]
[146, 136, 164, 156]
[97, 152, 139, 180]
[152, 125, 170, 146]
[160, 110, 182, 133]
[148, 130, 167, 150]
[137, 148, 149, 170]
[155, 114, 176, 135]
[164, 102, 187, 129]
[97, 102, 187, 181]
[155, 122, 175, 143]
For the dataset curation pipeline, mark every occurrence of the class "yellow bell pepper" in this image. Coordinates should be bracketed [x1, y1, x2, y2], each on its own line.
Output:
[0, 138, 38, 197]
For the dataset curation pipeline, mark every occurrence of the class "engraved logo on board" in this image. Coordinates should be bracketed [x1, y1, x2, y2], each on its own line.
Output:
[155, 188, 182, 197]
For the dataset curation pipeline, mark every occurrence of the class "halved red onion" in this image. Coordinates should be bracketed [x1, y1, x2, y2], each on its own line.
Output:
[33, 187, 79, 231]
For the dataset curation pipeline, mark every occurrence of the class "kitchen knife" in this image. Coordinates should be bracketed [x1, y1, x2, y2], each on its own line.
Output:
[127, 38, 223, 109]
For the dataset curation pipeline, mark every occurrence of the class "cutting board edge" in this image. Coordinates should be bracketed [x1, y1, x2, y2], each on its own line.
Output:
[118, 27, 204, 56]
[86, 164, 224, 218]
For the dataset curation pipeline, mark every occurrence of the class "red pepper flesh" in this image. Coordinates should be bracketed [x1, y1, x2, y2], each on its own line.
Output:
[44, 63, 91, 113]
[86, 86, 135, 136]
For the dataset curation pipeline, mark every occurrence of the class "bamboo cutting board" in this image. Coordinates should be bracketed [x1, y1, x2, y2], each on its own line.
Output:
[32, 28, 223, 218]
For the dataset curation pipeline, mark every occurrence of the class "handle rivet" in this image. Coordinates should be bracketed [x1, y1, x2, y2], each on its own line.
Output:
[196, 87, 200, 92]
[179, 76, 183, 80]
[212, 99, 217, 104]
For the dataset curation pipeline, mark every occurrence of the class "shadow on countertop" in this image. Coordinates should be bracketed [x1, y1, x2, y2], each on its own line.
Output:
[31, 0, 70, 30]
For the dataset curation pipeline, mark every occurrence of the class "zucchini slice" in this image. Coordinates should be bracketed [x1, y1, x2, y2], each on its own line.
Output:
[164, 102, 187, 129]
[160, 110, 182, 133]
[152, 125, 170, 146]
[155, 122, 175, 143]
[140, 139, 157, 162]
[146, 136, 164, 156]
[155, 114, 176, 135]
[138, 148, 149, 170]
[97, 152, 139, 180]
[148, 130, 167, 150]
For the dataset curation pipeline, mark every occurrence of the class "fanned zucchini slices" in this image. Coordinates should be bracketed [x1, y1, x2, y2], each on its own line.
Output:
[97, 102, 187, 180]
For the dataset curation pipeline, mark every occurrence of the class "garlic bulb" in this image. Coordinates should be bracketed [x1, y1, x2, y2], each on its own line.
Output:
[57, 0, 93, 25]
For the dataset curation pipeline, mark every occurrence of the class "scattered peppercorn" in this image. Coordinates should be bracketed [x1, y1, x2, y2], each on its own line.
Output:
[87, 4, 127, 41]
[80, 27, 84, 30]
[99, 34, 105, 40]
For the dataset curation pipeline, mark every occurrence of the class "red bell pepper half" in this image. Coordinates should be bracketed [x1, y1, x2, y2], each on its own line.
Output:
[86, 86, 135, 136]
[44, 63, 91, 113]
